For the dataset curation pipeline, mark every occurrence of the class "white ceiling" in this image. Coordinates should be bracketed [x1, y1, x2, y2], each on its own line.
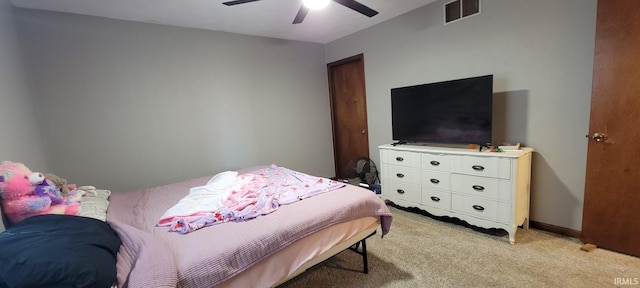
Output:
[9, 0, 437, 44]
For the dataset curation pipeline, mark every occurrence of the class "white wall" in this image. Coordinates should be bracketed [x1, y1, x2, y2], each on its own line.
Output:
[325, 0, 597, 231]
[12, 9, 335, 192]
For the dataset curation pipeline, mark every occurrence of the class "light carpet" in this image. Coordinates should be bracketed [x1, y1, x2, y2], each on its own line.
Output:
[279, 204, 640, 288]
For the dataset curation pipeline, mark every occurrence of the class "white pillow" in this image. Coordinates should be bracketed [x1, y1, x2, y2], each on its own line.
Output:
[79, 189, 111, 222]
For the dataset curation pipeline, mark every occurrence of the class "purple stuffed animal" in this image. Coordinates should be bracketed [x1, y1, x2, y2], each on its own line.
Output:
[29, 172, 64, 205]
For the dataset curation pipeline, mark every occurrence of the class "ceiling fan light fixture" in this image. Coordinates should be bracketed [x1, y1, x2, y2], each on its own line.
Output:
[302, 0, 330, 10]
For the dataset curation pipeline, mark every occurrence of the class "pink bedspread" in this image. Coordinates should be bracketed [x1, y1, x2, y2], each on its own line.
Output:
[106, 167, 393, 288]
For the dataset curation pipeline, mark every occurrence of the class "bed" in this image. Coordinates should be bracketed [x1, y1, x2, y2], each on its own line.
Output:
[1, 165, 393, 288]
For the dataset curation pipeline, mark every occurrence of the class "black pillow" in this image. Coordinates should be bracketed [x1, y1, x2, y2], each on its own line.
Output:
[0, 214, 122, 288]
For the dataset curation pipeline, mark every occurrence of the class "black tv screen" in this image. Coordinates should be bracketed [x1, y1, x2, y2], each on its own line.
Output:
[391, 75, 493, 145]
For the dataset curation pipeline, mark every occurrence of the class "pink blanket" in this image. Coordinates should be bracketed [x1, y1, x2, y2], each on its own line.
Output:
[106, 166, 392, 288]
[158, 165, 346, 234]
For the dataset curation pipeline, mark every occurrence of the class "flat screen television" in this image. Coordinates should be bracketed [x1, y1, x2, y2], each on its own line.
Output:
[391, 75, 493, 145]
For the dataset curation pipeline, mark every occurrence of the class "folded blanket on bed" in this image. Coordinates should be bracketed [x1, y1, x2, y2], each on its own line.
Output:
[157, 171, 239, 227]
[158, 165, 345, 234]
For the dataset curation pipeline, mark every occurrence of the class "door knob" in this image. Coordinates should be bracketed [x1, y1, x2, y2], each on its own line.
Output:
[361, 129, 366, 134]
[592, 132, 606, 142]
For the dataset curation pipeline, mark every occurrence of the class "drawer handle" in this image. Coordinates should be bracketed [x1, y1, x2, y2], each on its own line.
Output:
[430, 160, 440, 166]
[396, 173, 405, 178]
[472, 205, 485, 211]
[430, 178, 440, 184]
[430, 196, 441, 202]
[396, 189, 405, 194]
[471, 165, 485, 171]
[472, 185, 485, 191]
[396, 157, 404, 162]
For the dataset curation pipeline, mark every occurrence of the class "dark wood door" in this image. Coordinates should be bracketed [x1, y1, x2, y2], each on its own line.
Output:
[327, 54, 370, 180]
[582, 0, 640, 257]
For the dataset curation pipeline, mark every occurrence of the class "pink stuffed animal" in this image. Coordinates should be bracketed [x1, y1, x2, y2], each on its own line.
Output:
[0, 161, 81, 224]
[0, 161, 52, 223]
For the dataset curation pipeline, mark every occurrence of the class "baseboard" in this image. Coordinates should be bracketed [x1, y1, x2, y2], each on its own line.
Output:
[530, 220, 581, 239]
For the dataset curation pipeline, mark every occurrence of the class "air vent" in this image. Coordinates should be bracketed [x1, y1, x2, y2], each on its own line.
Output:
[444, 0, 480, 24]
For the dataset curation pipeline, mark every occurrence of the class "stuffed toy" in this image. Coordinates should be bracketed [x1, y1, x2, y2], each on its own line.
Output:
[0, 161, 81, 224]
[0, 161, 52, 223]
[29, 172, 64, 205]
[44, 173, 72, 197]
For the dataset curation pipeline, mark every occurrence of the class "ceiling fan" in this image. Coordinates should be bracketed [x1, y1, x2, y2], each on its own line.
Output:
[222, 0, 379, 24]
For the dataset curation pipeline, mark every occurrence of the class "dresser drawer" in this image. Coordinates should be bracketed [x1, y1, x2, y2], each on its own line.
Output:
[422, 188, 451, 210]
[382, 179, 421, 203]
[451, 194, 498, 221]
[421, 153, 450, 172]
[450, 155, 511, 179]
[451, 174, 512, 202]
[383, 164, 421, 185]
[382, 150, 421, 168]
[422, 170, 451, 190]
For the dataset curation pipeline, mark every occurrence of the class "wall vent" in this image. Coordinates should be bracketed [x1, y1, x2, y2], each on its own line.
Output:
[444, 0, 481, 24]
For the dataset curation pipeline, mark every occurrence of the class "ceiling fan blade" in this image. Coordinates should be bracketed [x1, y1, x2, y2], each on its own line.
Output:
[222, 0, 261, 6]
[332, 0, 379, 17]
[292, 5, 310, 24]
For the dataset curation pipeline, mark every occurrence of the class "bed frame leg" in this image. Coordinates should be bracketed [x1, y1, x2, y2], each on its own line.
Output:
[361, 238, 369, 274]
[349, 231, 375, 274]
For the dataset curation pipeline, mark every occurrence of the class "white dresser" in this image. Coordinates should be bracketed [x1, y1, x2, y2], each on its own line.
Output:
[379, 144, 533, 244]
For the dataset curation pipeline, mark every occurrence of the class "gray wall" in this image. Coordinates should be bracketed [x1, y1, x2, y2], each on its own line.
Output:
[1, 0, 598, 232]
[325, 0, 597, 231]
[0, 0, 51, 231]
[0, 0, 50, 171]
[11, 9, 335, 192]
